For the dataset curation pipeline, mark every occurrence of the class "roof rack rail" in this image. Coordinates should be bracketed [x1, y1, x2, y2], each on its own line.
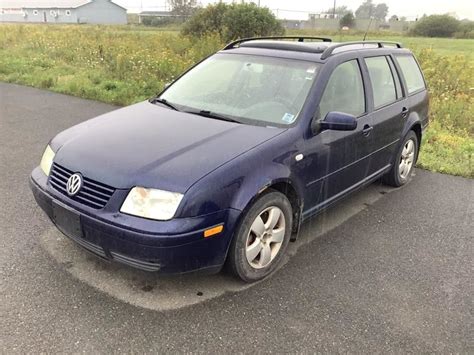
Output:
[223, 36, 332, 50]
[320, 41, 402, 60]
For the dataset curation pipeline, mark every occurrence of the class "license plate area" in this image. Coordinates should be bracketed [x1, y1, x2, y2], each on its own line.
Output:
[52, 200, 83, 239]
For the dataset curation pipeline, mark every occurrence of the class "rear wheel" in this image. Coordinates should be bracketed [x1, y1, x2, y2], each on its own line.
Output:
[383, 130, 418, 187]
[227, 191, 292, 283]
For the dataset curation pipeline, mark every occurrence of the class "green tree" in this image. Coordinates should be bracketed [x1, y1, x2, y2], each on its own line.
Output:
[373, 3, 388, 20]
[455, 20, 474, 38]
[167, 0, 198, 17]
[224, 3, 284, 41]
[355, 0, 374, 19]
[326, 5, 351, 18]
[355, 0, 388, 20]
[411, 14, 460, 37]
[340, 12, 355, 28]
[182, 3, 284, 42]
[182, 2, 228, 38]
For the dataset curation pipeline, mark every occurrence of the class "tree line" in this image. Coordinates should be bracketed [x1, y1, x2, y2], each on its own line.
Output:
[147, 0, 473, 39]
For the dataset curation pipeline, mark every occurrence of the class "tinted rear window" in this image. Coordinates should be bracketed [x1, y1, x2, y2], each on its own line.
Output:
[395, 55, 425, 94]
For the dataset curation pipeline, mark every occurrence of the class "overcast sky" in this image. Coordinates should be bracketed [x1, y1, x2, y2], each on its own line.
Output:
[115, 0, 474, 20]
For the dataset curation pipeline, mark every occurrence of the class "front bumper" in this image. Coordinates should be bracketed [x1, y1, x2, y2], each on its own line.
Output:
[30, 167, 240, 274]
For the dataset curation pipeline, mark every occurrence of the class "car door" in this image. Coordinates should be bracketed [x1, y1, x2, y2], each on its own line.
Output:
[300, 59, 374, 216]
[362, 55, 407, 173]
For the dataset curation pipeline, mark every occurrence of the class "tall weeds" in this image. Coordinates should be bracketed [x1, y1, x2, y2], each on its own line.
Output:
[0, 24, 472, 176]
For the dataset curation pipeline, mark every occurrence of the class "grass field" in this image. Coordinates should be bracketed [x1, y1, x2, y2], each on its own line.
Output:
[0, 24, 472, 178]
[291, 30, 474, 58]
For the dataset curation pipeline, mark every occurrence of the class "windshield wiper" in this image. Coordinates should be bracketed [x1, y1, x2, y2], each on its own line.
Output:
[185, 110, 242, 124]
[151, 97, 179, 111]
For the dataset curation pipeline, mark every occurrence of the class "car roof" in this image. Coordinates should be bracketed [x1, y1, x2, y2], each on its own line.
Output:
[219, 37, 411, 62]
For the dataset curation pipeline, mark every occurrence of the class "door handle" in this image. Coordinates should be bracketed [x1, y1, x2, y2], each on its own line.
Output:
[401, 107, 409, 118]
[362, 124, 373, 137]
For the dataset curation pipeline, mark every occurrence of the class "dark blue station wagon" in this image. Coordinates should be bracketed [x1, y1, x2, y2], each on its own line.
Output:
[30, 37, 429, 282]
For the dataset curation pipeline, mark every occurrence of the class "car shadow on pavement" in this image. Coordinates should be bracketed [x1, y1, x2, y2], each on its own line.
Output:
[39, 180, 395, 311]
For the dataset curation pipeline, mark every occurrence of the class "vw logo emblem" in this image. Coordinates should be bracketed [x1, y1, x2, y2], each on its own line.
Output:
[66, 173, 83, 196]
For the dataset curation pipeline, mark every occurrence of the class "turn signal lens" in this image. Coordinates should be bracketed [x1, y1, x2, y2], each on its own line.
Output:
[204, 225, 224, 238]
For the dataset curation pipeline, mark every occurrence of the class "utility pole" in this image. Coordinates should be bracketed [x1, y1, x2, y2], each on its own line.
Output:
[333, 0, 336, 19]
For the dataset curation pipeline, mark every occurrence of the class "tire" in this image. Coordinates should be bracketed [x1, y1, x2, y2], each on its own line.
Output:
[383, 130, 419, 187]
[227, 190, 293, 283]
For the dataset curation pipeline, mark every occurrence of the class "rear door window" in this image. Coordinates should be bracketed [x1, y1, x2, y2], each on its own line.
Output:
[395, 55, 426, 94]
[365, 56, 397, 109]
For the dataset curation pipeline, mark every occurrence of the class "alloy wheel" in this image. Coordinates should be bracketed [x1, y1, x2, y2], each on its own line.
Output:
[399, 139, 415, 180]
[245, 206, 286, 269]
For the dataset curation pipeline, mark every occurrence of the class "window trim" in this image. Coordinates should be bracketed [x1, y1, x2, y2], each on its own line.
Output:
[363, 55, 404, 111]
[356, 57, 369, 119]
[387, 56, 404, 99]
[393, 53, 427, 97]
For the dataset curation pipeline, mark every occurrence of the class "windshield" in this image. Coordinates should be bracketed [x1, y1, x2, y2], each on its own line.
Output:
[159, 54, 321, 127]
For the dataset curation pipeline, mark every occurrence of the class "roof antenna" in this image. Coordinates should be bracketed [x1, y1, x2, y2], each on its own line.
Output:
[363, 17, 374, 42]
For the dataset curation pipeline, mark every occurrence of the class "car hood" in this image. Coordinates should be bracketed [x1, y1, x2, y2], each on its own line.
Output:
[52, 101, 284, 192]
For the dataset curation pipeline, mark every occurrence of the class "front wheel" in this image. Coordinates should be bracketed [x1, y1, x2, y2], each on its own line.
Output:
[383, 130, 419, 187]
[227, 190, 293, 283]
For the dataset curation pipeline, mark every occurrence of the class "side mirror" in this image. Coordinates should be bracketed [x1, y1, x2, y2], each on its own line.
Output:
[319, 111, 357, 131]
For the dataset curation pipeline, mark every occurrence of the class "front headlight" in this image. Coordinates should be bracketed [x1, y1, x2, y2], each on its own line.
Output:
[40, 145, 55, 176]
[120, 187, 184, 221]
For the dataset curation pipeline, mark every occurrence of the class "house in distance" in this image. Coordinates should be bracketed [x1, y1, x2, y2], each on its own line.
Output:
[0, 0, 127, 24]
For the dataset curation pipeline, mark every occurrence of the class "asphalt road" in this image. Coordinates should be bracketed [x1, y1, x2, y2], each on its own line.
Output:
[1, 83, 473, 353]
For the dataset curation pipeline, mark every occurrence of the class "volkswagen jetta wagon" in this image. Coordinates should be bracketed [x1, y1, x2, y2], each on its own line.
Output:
[30, 37, 429, 282]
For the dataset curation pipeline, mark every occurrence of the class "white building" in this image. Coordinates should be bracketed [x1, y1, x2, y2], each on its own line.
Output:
[0, 0, 127, 24]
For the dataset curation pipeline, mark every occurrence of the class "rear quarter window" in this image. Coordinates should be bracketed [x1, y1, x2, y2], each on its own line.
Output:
[395, 55, 426, 94]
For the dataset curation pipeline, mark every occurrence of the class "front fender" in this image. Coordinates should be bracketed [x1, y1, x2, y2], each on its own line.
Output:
[178, 133, 305, 218]
[229, 162, 304, 212]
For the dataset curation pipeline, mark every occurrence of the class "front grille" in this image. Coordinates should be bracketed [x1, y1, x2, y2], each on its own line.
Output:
[49, 163, 115, 209]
